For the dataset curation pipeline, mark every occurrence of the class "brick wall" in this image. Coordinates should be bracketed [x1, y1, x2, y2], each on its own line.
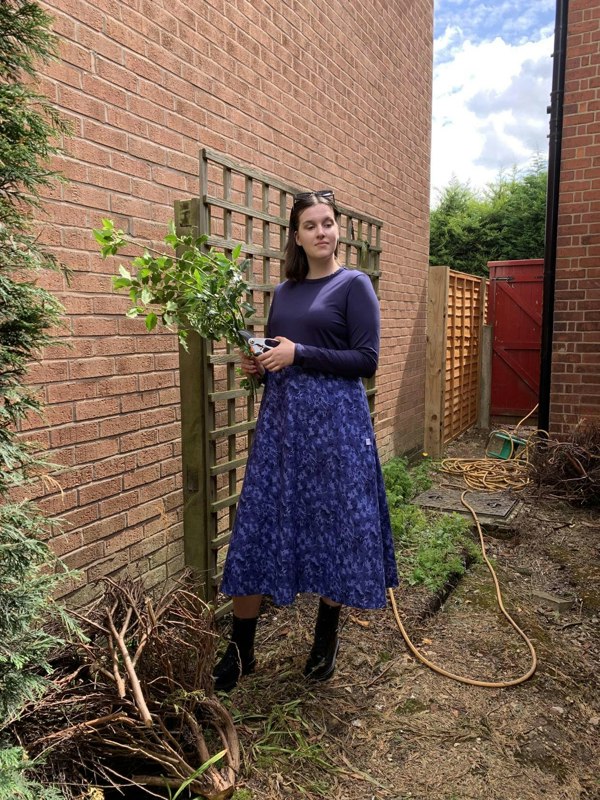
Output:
[552, 0, 600, 436]
[33, 0, 433, 603]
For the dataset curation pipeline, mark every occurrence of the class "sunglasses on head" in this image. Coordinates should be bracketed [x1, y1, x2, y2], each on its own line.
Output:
[293, 189, 335, 205]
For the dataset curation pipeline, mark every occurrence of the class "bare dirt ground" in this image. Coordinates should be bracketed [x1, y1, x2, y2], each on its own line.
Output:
[222, 429, 600, 800]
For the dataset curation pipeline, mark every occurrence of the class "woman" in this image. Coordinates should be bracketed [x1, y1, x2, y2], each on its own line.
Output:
[214, 189, 398, 691]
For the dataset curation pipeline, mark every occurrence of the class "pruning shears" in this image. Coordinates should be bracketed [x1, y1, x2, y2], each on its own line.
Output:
[238, 329, 280, 356]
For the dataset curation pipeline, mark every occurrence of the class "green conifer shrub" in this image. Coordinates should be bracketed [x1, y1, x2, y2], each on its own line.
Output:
[0, 2, 75, 796]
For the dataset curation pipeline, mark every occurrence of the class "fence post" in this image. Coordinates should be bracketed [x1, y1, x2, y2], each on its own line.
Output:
[174, 198, 213, 601]
[424, 265, 449, 458]
[478, 324, 493, 430]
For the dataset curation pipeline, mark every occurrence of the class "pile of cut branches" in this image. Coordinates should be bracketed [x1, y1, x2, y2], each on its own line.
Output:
[11, 576, 239, 799]
[528, 419, 600, 506]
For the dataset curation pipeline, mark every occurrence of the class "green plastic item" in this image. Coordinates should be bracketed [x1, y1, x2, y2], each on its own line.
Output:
[486, 431, 527, 460]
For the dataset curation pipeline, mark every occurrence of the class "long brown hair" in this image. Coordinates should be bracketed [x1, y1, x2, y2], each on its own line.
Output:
[284, 193, 340, 282]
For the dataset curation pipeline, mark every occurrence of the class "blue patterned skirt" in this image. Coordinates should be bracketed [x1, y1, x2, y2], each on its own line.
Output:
[220, 367, 399, 609]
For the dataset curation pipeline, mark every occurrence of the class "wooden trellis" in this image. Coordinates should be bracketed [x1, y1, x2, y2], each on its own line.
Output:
[424, 266, 487, 458]
[175, 149, 383, 605]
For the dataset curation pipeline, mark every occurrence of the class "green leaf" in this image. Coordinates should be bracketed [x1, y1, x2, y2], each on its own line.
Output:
[125, 308, 139, 318]
[140, 287, 153, 305]
[112, 277, 130, 289]
[119, 264, 132, 280]
[170, 750, 228, 799]
[232, 243, 242, 260]
[164, 222, 179, 247]
[92, 228, 107, 246]
[145, 312, 158, 331]
[101, 243, 118, 258]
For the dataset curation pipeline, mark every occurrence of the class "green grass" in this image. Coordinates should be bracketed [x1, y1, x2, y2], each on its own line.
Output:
[383, 457, 479, 593]
[231, 698, 338, 795]
[381, 455, 433, 509]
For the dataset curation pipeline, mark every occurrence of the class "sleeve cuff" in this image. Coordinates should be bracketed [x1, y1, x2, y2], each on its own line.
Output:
[293, 343, 305, 366]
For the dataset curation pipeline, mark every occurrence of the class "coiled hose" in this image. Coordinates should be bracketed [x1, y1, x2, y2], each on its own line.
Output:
[388, 411, 540, 687]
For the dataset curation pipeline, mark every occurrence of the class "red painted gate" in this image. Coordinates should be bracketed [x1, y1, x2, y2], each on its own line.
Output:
[487, 259, 544, 418]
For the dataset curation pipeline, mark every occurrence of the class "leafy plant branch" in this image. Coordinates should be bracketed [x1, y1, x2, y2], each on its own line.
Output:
[94, 219, 254, 351]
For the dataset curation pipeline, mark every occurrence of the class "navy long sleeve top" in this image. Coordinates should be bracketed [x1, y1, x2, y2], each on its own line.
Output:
[266, 267, 380, 379]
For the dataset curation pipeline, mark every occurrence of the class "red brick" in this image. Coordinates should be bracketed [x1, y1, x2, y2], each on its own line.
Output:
[120, 390, 159, 413]
[27, 361, 69, 384]
[78, 475, 123, 506]
[139, 372, 175, 391]
[93, 453, 137, 481]
[93, 337, 137, 357]
[51, 530, 83, 557]
[96, 375, 138, 397]
[104, 525, 145, 555]
[119, 428, 159, 453]
[127, 136, 168, 166]
[123, 463, 161, 489]
[114, 354, 155, 375]
[160, 456, 182, 478]
[157, 422, 180, 443]
[57, 500, 99, 530]
[139, 407, 177, 428]
[55, 465, 95, 494]
[73, 317, 117, 336]
[87, 550, 131, 582]
[137, 443, 173, 467]
[74, 439, 120, 465]
[75, 396, 121, 421]
[127, 500, 165, 528]
[64, 541, 106, 570]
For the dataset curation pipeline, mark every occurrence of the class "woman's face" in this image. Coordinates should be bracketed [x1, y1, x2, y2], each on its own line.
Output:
[294, 202, 339, 262]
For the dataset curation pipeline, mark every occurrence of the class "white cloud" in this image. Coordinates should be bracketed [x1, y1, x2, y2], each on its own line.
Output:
[430, 29, 554, 203]
[434, 24, 463, 61]
[434, 0, 555, 46]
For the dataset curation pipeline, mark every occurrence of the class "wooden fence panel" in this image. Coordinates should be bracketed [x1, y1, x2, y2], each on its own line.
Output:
[176, 149, 383, 606]
[425, 266, 487, 457]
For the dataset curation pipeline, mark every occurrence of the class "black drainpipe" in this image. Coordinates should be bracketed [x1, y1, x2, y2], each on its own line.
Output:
[539, 0, 569, 434]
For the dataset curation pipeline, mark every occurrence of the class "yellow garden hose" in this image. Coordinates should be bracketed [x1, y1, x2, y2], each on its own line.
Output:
[440, 455, 530, 491]
[388, 412, 540, 687]
[388, 490, 537, 687]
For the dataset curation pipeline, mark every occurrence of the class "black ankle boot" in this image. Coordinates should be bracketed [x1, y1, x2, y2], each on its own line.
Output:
[304, 599, 341, 681]
[213, 615, 258, 692]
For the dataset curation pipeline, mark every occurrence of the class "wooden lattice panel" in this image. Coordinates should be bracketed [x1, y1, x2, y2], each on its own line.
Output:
[425, 266, 487, 457]
[444, 271, 485, 441]
[175, 149, 383, 605]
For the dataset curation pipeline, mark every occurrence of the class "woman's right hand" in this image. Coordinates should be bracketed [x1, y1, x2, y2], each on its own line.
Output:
[240, 351, 265, 378]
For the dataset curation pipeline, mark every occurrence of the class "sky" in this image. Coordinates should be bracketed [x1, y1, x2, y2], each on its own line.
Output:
[431, 0, 557, 205]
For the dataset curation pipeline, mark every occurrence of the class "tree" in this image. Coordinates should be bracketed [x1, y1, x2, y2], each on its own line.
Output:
[428, 178, 489, 275]
[0, 2, 75, 797]
[492, 161, 547, 260]
[429, 160, 548, 276]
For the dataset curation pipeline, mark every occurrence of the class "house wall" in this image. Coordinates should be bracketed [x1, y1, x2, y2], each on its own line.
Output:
[30, 0, 432, 603]
[552, 0, 600, 436]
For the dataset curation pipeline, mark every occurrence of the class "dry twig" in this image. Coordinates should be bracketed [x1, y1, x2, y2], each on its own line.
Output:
[10, 574, 239, 799]
[528, 419, 600, 506]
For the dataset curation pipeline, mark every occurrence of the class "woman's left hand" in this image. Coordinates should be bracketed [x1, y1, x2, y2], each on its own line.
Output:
[257, 336, 295, 372]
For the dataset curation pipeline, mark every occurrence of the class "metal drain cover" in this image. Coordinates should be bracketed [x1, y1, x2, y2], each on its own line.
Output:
[413, 487, 518, 522]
